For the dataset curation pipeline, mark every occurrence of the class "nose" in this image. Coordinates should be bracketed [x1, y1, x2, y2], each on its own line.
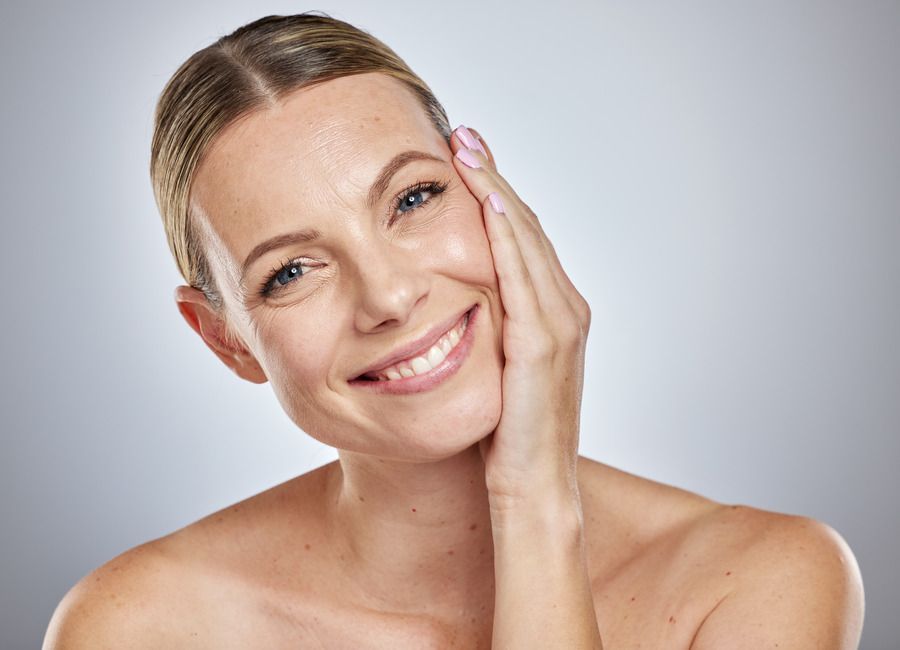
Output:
[351, 243, 430, 333]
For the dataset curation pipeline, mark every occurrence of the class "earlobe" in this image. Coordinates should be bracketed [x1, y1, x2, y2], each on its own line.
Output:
[173, 285, 268, 385]
[232, 355, 269, 384]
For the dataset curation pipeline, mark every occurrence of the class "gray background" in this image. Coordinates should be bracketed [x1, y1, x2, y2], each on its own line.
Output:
[2, 1, 897, 648]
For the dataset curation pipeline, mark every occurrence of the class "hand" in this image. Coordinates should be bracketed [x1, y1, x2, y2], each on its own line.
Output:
[450, 125, 592, 511]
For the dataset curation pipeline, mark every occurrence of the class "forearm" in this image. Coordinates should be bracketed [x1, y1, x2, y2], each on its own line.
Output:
[489, 491, 604, 649]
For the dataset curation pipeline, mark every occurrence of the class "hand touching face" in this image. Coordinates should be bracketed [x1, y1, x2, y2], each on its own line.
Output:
[182, 73, 506, 460]
[449, 124, 592, 506]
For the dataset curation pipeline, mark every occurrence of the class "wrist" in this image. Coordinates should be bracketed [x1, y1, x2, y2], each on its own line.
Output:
[489, 484, 585, 536]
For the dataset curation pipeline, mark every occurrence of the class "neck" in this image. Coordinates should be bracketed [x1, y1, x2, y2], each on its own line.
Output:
[324, 443, 496, 619]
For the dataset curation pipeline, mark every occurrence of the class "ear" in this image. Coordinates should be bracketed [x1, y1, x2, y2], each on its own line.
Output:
[462, 126, 497, 170]
[174, 285, 268, 384]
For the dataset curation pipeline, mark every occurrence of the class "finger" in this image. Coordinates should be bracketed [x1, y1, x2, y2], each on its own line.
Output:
[451, 135, 579, 327]
[479, 190, 548, 338]
[451, 128, 590, 330]
[516, 199, 592, 330]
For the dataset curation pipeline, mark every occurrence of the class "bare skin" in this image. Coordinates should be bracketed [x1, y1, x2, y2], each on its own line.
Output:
[44, 455, 861, 648]
[44, 72, 863, 648]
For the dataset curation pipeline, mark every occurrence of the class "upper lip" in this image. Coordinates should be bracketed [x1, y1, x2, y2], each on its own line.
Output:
[352, 304, 474, 379]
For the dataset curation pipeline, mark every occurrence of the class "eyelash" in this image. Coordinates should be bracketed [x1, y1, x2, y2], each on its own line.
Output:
[257, 179, 449, 298]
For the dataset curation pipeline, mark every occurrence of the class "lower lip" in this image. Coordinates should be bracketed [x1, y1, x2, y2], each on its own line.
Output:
[348, 304, 479, 395]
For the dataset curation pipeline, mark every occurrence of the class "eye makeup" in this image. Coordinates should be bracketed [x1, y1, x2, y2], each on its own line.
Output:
[256, 177, 450, 298]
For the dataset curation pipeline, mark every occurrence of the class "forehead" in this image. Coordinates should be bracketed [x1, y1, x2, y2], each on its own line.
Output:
[189, 72, 447, 275]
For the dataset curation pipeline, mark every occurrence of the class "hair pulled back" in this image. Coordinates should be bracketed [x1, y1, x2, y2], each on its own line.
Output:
[150, 12, 451, 316]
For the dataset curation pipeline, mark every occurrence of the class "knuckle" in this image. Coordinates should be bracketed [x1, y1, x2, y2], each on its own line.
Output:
[578, 299, 592, 332]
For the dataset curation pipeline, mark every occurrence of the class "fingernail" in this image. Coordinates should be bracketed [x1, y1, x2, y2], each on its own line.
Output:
[455, 147, 481, 168]
[455, 124, 488, 156]
[488, 192, 505, 214]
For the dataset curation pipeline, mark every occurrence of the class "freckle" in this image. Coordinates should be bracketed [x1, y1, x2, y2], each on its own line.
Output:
[216, 516, 224, 523]
[469, 523, 478, 530]
[358, 496, 365, 502]
[411, 508, 417, 512]
[630, 596, 636, 602]
[725, 571, 732, 576]
[470, 617, 475, 623]
[730, 505, 738, 509]
[479, 548, 485, 555]
[669, 615, 676, 623]
[448, 550, 455, 555]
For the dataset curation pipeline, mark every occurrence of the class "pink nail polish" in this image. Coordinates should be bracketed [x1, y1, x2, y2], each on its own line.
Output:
[488, 192, 505, 214]
[455, 147, 481, 169]
[455, 125, 487, 156]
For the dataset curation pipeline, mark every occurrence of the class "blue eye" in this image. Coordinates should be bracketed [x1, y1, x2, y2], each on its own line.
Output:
[399, 191, 425, 212]
[259, 259, 314, 297]
[391, 180, 448, 217]
[273, 262, 306, 287]
[258, 178, 449, 298]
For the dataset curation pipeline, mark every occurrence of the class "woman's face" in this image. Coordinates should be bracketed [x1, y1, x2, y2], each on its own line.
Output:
[189, 72, 504, 461]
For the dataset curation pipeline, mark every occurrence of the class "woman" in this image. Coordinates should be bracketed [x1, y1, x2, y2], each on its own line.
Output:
[44, 12, 863, 648]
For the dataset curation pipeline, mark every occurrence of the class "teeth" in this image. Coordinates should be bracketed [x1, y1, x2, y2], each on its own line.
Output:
[427, 345, 446, 367]
[368, 310, 470, 381]
[410, 356, 432, 374]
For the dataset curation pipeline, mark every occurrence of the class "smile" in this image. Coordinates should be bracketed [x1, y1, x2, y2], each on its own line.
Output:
[349, 303, 479, 395]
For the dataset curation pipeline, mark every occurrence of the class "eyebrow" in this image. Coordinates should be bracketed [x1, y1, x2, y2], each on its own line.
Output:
[240, 149, 445, 282]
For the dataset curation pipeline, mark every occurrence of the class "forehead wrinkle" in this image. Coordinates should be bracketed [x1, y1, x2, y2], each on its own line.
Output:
[303, 116, 393, 206]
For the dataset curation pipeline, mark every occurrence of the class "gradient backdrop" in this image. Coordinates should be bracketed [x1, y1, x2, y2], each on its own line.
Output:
[1, 1, 897, 648]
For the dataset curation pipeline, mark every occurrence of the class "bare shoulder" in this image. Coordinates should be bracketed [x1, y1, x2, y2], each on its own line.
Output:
[576, 456, 864, 647]
[42, 537, 202, 649]
[575, 455, 725, 545]
[43, 463, 337, 649]
[689, 503, 865, 649]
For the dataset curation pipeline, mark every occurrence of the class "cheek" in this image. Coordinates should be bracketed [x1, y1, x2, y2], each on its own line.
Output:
[429, 203, 497, 288]
[255, 326, 344, 435]
[255, 316, 334, 394]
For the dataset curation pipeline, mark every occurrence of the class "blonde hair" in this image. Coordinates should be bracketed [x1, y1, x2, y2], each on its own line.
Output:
[150, 11, 452, 322]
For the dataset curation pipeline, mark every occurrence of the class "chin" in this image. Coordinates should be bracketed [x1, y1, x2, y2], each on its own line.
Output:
[401, 395, 502, 461]
[341, 302, 505, 460]
[333, 381, 503, 463]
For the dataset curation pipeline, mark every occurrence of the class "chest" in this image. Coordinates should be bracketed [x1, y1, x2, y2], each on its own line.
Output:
[176, 582, 492, 649]
[585, 534, 734, 649]
[180, 522, 727, 647]
[188, 570, 717, 649]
